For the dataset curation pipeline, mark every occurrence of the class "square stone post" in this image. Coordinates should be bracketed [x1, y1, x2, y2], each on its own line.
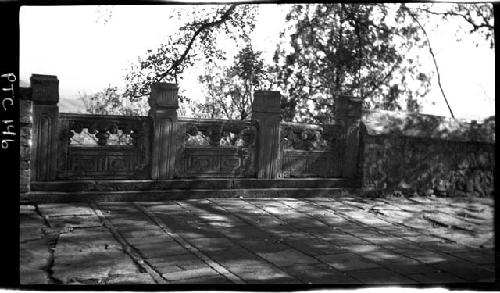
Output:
[252, 91, 281, 179]
[31, 74, 60, 181]
[20, 88, 33, 192]
[149, 83, 179, 180]
[335, 95, 363, 179]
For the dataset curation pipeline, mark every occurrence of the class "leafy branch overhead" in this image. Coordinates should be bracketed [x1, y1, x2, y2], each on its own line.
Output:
[123, 4, 256, 101]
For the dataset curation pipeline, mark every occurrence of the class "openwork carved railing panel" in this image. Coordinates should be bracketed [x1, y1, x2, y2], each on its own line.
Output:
[280, 122, 343, 178]
[183, 119, 257, 148]
[177, 119, 257, 178]
[280, 122, 343, 151]
[70, 128, 135, 146]
[57, 113, 151, 179]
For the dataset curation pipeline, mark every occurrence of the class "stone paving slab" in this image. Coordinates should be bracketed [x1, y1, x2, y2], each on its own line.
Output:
[20, 196, 495, 285]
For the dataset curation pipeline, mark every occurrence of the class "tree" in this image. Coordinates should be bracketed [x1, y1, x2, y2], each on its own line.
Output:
[271, 4, 436, 123]
[81, 86, 148, 116]
[196, 44, 266, 120]
[271, 3, 494, 122]
[123, 4, 257, 103]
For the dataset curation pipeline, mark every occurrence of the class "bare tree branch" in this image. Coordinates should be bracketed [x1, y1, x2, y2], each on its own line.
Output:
[414, 6, 493, 33]
[402, 4, 455, 118]
[158, 4, 238, 82]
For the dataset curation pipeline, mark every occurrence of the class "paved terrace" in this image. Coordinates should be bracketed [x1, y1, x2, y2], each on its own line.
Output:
[20, 196, 494, 285]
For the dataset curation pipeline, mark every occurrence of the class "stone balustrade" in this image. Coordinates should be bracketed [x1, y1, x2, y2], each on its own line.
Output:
[20, 73, 495, 198]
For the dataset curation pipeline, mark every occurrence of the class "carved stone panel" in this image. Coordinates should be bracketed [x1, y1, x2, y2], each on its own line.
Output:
[282, 150, 341, 178]
[62, 146, 146, 179]
[182, 147, 255, 178]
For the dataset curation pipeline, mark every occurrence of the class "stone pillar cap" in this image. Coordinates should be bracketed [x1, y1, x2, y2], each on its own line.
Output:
[30, 74, 59, 81]
[151, 83, 178, 90]
[253, 91, 281, 114]
[149, 82, 179, 109]
[30, 73, 59, 104]
[337, 95, 362, 103]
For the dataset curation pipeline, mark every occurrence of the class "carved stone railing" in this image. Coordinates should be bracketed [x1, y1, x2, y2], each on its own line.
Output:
[280, 122, 343, 178]
[25, 74, 358, 187]
[176, 118, 257, 178]
[56, 113, 151, 179]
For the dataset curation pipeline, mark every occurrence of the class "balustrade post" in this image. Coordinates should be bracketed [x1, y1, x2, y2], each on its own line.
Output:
[335, 95, 363, 179]
[31, 74, 60, 181]
[252, 91, 281, 179]
[148, 83, 179, 180]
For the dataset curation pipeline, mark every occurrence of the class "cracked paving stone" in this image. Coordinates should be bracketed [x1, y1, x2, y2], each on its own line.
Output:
[45, 215, 102, 230]
[171, 275, 233, 284]
[362, 249, 409, 264]
[134, 241, 190, 258]
[104, 273, 156, 284]
[400, 250, 450, 264]
[317, 253, 381, 271]
[238, 241, 289, 253]
[256, 250, 319, 267]
[52, 250, 141, 283]
[38, 204, 95, 217]
[285, 239, 349, 256]
[344, 244, 383, 254]
[282, 264, 358, 284]
[388, 263, 441, 275]
[162, 267, 221, 281]
[120, 229, 167, 239]
[127, 236, 174, 247]
[20, 238, 51, 271]
[235, 267, 300, 284]
[431, 260, 496, 282]
[347, 268, 418, 284]
[187, 237, 239, 252]
[450, 250, 495, 265]
[148, 253, 206, 270]
[54, 229, 120, 254]
[151, 265, 185, 274]
[208, 252, 275, 273]
[20, 226, 45, 242]
[20, 205, 37, 212]
[408, 271, 467, 284]
[20, 268, 51, 285]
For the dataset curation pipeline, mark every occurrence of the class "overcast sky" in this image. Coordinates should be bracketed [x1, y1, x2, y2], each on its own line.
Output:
[20, 4, 495, 120]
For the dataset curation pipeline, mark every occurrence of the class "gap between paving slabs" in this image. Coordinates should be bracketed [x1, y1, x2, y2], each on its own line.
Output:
[301, 197, 494, 280]
[132, 202, 245, 284]
[199, 199, 380, 284]
[238, 200, 476, 283]
[169, 200, 313, 283]
[94, 202, 244, 284]
[90, 203, 168, 284]
[235, 198, 422, 283]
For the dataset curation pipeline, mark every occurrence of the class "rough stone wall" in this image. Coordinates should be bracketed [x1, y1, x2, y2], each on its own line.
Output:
[20, 88, 33, 193]
[360, 110, 495, 197]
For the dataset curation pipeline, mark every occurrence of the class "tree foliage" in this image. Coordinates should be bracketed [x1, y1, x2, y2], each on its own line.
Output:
[271, 4, 437, 123]
[412, 3, 494, 48]
[196, 45, 266, 120]
[123, 4, 257, 102]
[81, 86, 148, 116]
[84, 4, 493, 121]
